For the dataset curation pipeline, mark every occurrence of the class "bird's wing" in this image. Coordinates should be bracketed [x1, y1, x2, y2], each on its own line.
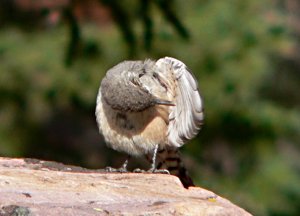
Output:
[156, 57, 204, 147]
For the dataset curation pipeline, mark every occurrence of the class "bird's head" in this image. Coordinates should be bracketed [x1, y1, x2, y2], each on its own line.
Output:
[100, 60, 157, 112]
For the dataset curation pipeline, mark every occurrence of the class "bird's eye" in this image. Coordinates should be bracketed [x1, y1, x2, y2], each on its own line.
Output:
[139, 68, 146, 78]
[153, 72, 158, 78]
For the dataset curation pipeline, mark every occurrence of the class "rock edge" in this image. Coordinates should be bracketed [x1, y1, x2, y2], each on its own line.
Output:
[0, 157, 252, 216]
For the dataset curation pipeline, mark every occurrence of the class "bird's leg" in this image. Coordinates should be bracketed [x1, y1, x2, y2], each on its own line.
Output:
[119, 156, 130, 172]
[148, 145, 170, 174]
[149, 144, 159, 171]
[105, 156, 131, 173]
[133, 145, 169, 174]
[133, 144, 159, 173]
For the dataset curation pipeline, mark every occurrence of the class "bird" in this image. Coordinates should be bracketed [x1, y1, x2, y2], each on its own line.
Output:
[95, 57, 204, 188]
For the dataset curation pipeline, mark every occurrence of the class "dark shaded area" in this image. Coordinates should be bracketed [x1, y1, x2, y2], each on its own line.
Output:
[154, 0, 189, 40]
[260, 55, 300, 108]
[101, 0, 137, 57]
[140, 0, 153, 51]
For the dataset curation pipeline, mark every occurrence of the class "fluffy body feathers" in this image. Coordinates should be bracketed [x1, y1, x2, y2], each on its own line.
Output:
[95, 57, 204, 187]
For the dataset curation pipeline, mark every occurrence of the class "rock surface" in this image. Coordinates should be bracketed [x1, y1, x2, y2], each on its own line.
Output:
[0, 157, 252, 216]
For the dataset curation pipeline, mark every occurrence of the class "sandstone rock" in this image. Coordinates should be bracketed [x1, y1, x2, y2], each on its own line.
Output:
[0, 157, 251, 215]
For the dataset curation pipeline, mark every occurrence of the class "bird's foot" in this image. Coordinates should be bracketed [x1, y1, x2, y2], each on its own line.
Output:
[133, 168, 170, 174]
[105, 166, 128, 173]
[132, 168, 145, 173]
[148, 168, 170, 174]
[104, 158, 130, 173]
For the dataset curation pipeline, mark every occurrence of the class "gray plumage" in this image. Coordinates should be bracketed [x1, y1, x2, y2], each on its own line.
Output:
[101, 60, 158, 112]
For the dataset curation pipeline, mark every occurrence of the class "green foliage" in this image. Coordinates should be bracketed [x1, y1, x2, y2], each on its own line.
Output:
[0, 0, 300, 215]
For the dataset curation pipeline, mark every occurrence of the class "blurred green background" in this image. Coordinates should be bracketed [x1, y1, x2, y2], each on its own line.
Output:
[0, 0, 300, 215]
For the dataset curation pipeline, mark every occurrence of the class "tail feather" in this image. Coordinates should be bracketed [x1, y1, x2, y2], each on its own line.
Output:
[149, 148, 195, 188]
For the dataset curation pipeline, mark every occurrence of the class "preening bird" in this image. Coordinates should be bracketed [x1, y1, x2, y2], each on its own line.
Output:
[95, 57, 204, 187]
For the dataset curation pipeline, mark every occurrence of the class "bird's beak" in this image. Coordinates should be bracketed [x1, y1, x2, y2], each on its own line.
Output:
[154, 98, 175, 106]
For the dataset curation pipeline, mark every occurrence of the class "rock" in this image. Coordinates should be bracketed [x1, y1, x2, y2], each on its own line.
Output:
[0, 157, 251, 216]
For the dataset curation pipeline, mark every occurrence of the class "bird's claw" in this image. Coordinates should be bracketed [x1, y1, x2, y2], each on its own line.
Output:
[105, 166, 128, 173]
[133, 168, 170, 174]
[149, 168, 170, 174]
[133, 168, 145, 173]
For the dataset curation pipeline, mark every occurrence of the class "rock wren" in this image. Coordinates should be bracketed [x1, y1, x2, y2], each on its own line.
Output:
[95, 57, 204, 187]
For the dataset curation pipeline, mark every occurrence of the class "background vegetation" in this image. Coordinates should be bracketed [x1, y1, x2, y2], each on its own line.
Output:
[0, 0, 300, 215]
